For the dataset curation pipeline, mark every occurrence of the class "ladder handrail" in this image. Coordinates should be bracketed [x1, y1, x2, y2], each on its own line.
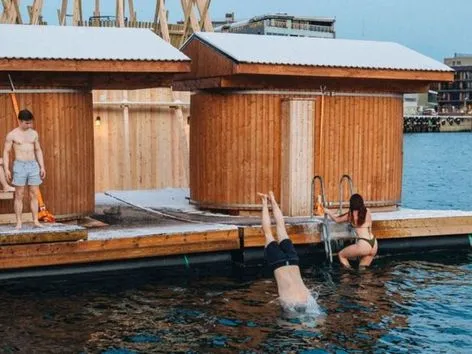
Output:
[338, 174, 354, 215]
[323, 212, 333, 262]
[311, 175, 326, 218]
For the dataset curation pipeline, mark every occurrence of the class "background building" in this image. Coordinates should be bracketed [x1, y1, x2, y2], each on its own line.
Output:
[403, 91, 438, 115]
[436, 53, 472, 113]
[215, 13, 335, 38]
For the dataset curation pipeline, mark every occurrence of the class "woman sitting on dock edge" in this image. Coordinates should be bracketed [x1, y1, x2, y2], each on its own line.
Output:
[325, 193, 378, 268]
[259, 191, 320, 316]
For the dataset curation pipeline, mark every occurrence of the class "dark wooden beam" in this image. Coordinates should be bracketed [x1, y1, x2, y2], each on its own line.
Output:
[174, 74, 432, 93]
[0, 59, 190, 74]
[234, 63, 454, 82]
[0, 71, 177, 89]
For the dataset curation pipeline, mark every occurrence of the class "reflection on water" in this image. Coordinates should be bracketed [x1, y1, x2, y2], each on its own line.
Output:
[0, 252, 470, 353]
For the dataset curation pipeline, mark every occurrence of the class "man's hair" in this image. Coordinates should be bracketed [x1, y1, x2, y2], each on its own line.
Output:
[18, 109, 34, 121]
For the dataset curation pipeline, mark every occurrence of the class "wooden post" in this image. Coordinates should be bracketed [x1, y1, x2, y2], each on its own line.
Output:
[122, 91, 131, 182]
[280, 99, 315, 216]
[29, 0, 43, 25]
[180, 0, 200, 46]
[11, 0, 22, 24]
[196, 0, 213, 31]
[94, 0, 100, 17]
[57, 0, 68, 25]
[0, 1, 6, 23]
[154, 0, 170, 41]
[128, 0, 136, 23]
[0, 0, 18, 24]
[72, 0, 83, 25]
[116, 0, 125, 27]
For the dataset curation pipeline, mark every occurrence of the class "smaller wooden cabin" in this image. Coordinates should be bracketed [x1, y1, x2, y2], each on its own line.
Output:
[175, 32, 453, 216]
[0, 24, 190, 220]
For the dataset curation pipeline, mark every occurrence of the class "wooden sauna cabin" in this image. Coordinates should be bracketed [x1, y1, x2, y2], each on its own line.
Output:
[175, 32, 454, 216]
[0, 24, 190, 220]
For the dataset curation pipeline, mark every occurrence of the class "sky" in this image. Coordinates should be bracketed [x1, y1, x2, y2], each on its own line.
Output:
[4, 0, 472, 61]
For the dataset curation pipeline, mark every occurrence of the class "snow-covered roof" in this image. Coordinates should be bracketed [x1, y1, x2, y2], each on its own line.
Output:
[0, 24, 189, 62]
[188, 32, 452, 72]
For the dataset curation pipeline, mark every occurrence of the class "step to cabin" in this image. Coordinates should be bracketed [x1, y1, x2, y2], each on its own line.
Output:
[0, 224, 87, 246]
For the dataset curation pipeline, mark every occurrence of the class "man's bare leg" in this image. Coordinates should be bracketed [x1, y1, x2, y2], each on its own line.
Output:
[258, 193, 275, 246]
[14, 186, 25, 230]
[268, 191, 289, 243]
[29, 186, 43, 228]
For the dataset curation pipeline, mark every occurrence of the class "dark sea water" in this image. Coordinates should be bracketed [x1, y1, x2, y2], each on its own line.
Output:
[0, 132, 471, 353]
[402, 132, 472, 211]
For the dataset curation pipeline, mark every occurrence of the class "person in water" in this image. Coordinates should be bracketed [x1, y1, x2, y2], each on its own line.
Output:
[325, 193, 378, 268]
[259, 191, 318, 315]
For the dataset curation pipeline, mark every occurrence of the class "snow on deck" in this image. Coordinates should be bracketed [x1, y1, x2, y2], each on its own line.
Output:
[0, 223, 84, 235]
[97, 188, 196, 212]
[99, 188, 472, 221]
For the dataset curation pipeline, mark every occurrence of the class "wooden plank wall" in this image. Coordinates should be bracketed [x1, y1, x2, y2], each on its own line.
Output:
[0, 92, 94, 217]
[93, 88, 190, 192]
[315, 94, 404, 207]
[190, 93, 282, 207]
[280, 99, 315, 216]
[190, 92, 403, 213]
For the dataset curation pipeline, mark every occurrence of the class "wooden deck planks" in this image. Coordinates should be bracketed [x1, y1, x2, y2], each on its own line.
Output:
[0, 228, 239, 270]
[242, 215, 472, 248]
[243, 223, 322, 248]
[0, 214, 471, 271]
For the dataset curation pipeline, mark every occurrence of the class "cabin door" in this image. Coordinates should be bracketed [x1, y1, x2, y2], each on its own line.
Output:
[280, 99, 315, 216]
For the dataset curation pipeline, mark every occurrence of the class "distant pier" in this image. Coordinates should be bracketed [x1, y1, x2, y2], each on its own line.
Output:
[404, 115, 472, 133]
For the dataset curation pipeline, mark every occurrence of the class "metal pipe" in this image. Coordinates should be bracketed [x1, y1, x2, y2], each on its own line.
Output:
[378, 235, 472, 255]
[338, 174, 354, 214]
[310, 175, 326, 218]
[226, 90, 402, 98]
[92, 101, 189, 108]
[0, 252, 233, 280]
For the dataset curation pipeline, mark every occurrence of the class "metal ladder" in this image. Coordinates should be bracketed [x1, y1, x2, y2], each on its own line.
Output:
[312, 174, 357, 263]
[311, 175, 333, 262]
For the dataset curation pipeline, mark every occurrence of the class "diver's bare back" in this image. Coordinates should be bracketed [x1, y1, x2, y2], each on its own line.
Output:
[274, 266, 310, 305]
[9, 128, 38, 161]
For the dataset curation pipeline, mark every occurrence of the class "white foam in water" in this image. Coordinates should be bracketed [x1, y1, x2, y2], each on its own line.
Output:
[279, 292, 325, 327]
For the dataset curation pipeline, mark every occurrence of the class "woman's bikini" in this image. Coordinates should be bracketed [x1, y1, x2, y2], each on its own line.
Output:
[350, 216, 376, 248]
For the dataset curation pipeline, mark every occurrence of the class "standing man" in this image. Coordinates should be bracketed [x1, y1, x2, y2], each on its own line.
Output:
[3, 109, 46, 229]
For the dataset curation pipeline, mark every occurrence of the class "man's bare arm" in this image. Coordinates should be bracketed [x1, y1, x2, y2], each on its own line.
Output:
[3, 133, 13, 181]
[34, 132, 46, 179]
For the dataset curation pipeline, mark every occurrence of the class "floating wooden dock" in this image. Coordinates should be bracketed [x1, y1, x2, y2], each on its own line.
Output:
[1, 191, 471, 278]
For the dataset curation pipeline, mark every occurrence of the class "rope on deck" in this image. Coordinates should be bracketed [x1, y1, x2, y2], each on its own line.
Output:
[103, 192, 208, 225]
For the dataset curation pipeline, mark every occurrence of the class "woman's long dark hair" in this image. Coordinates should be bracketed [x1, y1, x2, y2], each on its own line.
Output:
[349, 193, 367, 226]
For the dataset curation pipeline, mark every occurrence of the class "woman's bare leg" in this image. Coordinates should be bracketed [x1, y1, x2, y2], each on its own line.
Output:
[338, 242, 372, 268]
[268, 191, 289, 243]
[338, 251, 352, 269]
[258, 193, 275, 247]
[359, 255, 374, 267]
